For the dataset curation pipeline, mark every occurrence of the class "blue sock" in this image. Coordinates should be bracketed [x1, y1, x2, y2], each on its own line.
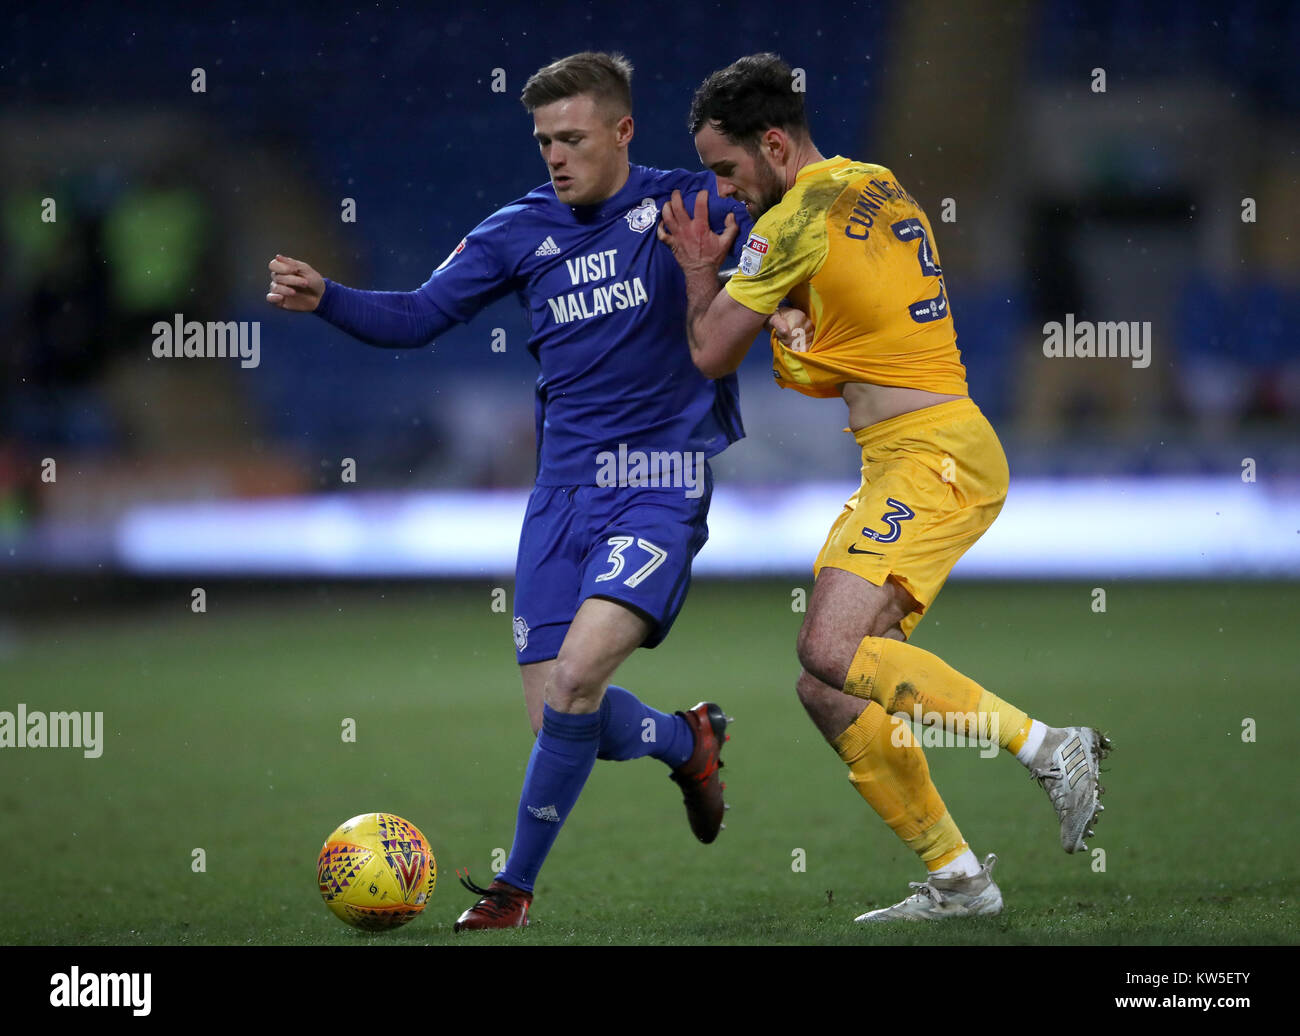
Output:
[499, 705, 601, 893]
[596, 685, 694, 768]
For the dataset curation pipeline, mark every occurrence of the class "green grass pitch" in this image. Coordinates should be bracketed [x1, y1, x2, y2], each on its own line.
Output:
[1, 579, 1296, 945]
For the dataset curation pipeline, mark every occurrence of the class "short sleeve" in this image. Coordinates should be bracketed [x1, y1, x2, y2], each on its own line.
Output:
[724, 198, 828, 316]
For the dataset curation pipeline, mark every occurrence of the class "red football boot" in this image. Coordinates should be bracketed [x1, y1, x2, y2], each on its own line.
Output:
[670, 702, 730, 843]
[453, 871, 532, 932]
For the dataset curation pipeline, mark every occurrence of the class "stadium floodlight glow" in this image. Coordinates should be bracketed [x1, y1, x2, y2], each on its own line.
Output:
[109, 477, 1300, 579]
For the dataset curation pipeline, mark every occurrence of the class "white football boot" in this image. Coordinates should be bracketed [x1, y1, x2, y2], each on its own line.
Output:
[1029, 726, 1112, 853]
[854, 853, 1003, 922]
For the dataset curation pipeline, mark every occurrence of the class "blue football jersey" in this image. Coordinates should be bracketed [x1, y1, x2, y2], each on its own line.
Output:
[398, 164, 751, 485]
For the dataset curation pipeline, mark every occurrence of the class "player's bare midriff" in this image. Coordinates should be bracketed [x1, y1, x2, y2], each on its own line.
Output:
[841, 381, 967, 432]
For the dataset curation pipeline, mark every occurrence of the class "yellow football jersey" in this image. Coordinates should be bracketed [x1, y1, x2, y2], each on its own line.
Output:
[725, 156, 967, 397]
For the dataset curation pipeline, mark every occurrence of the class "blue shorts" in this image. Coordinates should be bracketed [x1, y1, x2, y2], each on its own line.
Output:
[512, 469, 713, 664]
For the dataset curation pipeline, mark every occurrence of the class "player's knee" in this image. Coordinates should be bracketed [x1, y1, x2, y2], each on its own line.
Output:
[796, 623, 850, 689]
[544, 656, 602, 714]
[795, 670, 824, 712]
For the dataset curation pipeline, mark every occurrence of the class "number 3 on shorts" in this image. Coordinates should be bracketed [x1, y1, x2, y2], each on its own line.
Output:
[594, 535, 669, 588]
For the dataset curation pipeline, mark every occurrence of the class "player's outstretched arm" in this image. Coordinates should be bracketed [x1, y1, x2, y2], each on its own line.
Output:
[263, 252, 462, 349]
[267, 254, 326, 312]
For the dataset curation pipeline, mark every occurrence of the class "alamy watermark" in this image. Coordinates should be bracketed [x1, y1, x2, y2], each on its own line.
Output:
[50, 967, 150, 1015]
[0, 704, 103, 758]
[889, 705, 1000, 759]
[1042, 314, 1151, 368]
[595, 444, 706, 499]
[152, 313, 260, 368]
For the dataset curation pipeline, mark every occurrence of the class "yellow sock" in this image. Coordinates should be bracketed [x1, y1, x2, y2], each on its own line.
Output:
[831, 702, 968, 871]
[844, 636, 1033, 752]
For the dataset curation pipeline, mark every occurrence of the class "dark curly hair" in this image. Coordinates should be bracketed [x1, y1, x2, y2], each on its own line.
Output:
[687, 53, 808, 148]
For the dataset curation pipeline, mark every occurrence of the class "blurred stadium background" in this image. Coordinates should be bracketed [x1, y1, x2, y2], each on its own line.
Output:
[1, 1, 1298, 947]
[2, 0, 1298, 583]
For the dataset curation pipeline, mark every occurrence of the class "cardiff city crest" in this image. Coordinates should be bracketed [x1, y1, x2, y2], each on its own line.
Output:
[625, 198, 659, 234]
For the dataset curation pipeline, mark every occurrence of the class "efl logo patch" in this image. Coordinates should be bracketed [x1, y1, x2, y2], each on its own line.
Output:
[436, 237, 467, 271]
[625, 198, 659, 234]
[739, 233, 769, 276]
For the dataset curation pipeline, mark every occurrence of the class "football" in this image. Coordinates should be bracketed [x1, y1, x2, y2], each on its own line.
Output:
[317, 812, 437, 931]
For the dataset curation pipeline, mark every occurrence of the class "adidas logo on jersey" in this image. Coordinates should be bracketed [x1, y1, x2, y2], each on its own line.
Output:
[535, 236, 561, 256]
[527, 804, 561, 822]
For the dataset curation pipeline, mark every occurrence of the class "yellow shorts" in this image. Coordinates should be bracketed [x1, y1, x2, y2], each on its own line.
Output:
[813, 397, 1009, 639]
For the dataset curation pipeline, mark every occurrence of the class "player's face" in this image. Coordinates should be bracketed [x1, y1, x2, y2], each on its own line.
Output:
[532, 94, 633, 206]
[694, 123, 786, 219]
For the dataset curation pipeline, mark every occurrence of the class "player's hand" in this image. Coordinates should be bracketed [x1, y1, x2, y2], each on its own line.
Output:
[657, 189, 739, 275]
[266, 254, 325, 312]
[769, 306, 815, 352]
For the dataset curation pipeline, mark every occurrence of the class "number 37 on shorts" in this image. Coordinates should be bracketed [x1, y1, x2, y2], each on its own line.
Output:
[512, 481, 714, 663]
[594, 536, 669, 588]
